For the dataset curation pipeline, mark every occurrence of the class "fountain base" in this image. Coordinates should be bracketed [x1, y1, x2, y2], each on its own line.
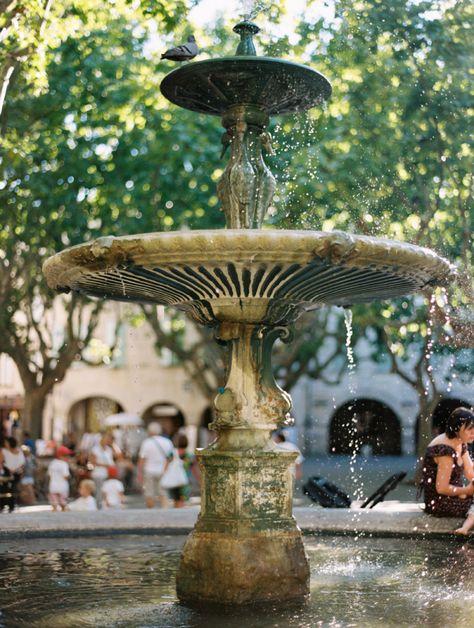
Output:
[176, 448, 310, 604]
[177, 529, 309, 605]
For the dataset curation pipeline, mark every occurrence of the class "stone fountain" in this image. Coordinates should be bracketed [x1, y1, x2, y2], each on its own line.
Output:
[43, 22, 454, 605]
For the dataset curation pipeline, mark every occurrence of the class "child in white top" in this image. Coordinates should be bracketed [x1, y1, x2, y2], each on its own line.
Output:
[101, 466, 125, 509]
[48, 446, 71, 511]
[68, 479, 97, 511]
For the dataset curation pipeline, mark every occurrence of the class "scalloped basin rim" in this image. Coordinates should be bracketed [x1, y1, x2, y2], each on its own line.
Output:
[43, 229, 455, 290]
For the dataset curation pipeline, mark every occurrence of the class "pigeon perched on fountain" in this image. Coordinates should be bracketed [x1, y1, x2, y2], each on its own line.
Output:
[161, 35, 199, 62]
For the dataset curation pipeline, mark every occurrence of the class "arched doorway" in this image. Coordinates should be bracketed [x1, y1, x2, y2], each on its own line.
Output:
[68, 396, 123, 445]
[329, 399, 402, 456]
[142, 402, 185, 438]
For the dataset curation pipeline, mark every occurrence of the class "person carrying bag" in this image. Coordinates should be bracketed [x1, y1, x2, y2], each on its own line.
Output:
[161, 451, 188, 490]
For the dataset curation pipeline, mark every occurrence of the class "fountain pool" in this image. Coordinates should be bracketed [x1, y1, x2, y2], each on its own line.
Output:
[0, 535, 472, 627]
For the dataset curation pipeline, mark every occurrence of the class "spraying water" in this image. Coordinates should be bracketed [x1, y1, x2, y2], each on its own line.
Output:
[343, 308, 364, 501]
[238, 0, 260, 21]
[344, 308, 356, 394]
[439, 287, 455, 393]
[422, 293, 436, 399]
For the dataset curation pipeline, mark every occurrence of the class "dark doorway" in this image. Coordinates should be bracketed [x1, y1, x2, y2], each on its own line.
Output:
[329, 399, 402, 456]
[142, 402, 185, 437]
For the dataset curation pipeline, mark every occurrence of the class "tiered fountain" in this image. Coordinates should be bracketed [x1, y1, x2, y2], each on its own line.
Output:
[44, 22, 453, 605]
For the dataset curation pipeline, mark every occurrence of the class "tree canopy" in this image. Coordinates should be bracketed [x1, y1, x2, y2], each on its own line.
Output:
[1, 0, 472, 440]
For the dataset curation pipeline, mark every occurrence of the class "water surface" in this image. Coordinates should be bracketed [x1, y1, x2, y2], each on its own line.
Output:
[0, 535, 472, 627]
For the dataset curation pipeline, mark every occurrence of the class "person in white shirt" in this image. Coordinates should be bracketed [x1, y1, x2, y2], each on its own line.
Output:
[47, 446, 72, 511]
[90, 432, 115, 509]
[68, 479, 97, 511]
[273, 431, 304, 481]
[101, 466, 125, 509]
[137, 422, 174, 509]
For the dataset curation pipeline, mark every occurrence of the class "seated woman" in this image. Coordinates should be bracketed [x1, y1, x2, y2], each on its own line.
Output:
[421, 407, 474, 518]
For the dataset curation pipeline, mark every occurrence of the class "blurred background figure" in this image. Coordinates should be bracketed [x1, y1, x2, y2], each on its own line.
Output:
[101, 466, 125, 509]
[137, 422, 174, 509]
[2, 437, 26, 509]
[68, 479, 97, 511]
[19, 445, 37, 506]
[70, 450, 93, 497]
[169, 432, 200, 508]
[273, 430, 304, 481]
[0, 450, 14, 513]
[47, 446, 72, 512]
[22, 431, 36, 455]
[90, 432, 115, 509]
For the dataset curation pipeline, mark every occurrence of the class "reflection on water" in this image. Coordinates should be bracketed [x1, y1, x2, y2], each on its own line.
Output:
[0, 535, 472, 627]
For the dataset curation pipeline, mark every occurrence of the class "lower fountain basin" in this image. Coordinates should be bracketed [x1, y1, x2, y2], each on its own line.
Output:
[1, 534, 471, 626]
[43, 229, 454, 325]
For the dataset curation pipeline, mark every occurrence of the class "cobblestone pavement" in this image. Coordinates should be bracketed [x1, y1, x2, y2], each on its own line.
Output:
[298, 453, 418, 503]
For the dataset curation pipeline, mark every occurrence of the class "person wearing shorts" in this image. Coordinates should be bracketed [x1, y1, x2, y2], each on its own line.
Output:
[137, 422, 174, 508]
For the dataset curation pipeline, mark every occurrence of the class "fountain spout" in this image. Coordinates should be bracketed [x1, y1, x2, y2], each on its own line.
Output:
[233, 20, 259, 56]
[160, 21, 331, 229]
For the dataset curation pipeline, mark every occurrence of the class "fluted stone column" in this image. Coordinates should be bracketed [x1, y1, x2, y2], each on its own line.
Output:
[176, 322, 310, 604]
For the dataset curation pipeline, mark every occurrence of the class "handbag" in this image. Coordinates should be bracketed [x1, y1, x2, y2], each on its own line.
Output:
[161, 454, 188, 489]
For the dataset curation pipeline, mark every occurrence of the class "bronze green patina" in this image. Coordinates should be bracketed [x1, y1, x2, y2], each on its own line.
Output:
[160, 21, 331, 230]
[43, 21, 454, 606]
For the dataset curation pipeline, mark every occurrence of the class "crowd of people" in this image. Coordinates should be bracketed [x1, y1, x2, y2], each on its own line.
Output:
[0, 422, 200, 512]
[0, 421, 304, 514]
[2, 406, 474, 536]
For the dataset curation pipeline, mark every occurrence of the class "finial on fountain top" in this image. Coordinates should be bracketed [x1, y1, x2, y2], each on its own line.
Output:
[233, 21, 260, 56]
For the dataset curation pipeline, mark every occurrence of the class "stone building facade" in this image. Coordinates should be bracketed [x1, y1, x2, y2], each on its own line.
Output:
[1, 308, 472, 455]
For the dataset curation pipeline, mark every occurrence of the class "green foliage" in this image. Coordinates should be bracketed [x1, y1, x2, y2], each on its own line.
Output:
[271, 0, 473, 407]
[0, 0, 200, 434]
[276, 1, 472, 262]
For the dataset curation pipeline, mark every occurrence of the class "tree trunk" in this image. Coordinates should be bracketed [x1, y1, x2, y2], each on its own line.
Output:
[21, 387, 49, 439]
[415, 391, 442, 483]
[0, 65, 15, 118]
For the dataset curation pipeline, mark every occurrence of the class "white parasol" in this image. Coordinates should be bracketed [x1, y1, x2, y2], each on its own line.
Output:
[102, 412, 143, 427]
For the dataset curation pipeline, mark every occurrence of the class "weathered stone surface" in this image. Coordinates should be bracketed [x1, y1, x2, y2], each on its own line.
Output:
[176, 529, 310, 604]
[176, 446, 310, 603]
[42, 230, 454, 325]
[197, 449, 296, 533]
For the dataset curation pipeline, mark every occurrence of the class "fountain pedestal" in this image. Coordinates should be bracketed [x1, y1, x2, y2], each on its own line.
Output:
[177, 321, 309, 603]
[177, 449, 309, 604]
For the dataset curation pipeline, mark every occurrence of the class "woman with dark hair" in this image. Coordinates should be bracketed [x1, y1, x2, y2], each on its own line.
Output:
[421, 407, 474, 522]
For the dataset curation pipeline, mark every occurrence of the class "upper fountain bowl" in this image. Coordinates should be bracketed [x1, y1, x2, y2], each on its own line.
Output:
[160, 57, 331, 116]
